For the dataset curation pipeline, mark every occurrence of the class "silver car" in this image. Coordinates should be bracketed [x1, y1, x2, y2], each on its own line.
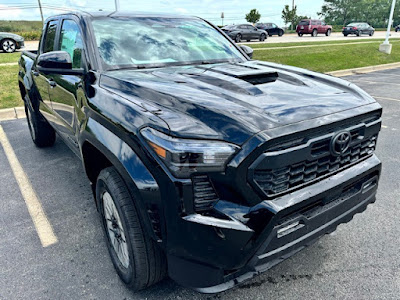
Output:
[0, 32, 24, 53]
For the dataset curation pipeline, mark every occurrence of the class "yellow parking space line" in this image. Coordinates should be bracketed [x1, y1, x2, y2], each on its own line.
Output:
[0, 125, 58, 247]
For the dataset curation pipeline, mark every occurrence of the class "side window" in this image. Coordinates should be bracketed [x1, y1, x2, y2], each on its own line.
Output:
[317, 21, 322, 25]
[272, 24, 277, 28]
[322, 22, 326, 26]
[59, 20, 84, 69]
[43, 20, 58, 53]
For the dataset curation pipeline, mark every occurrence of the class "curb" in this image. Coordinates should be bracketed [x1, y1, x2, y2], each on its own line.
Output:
[0, 107, 25, 121]
[326, 62, 400, 77]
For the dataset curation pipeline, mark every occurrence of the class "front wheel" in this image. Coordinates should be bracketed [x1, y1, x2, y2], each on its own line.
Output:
[24, 100, 55, 147]
[259, 33, 266, 42]
[1, 39, 16, 53]
[235, 34, 242, 43]
[278, 30, 283, 37]
[326, 29, 331, 36]
[97, 167, 166, 291]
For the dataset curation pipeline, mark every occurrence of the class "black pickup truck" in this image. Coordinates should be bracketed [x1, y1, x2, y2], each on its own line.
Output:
[18, 11, 382, 293]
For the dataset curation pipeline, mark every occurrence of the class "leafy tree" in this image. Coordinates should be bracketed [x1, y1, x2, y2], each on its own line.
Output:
[282, 5, 297, 30]
[246, 9, 261, 24]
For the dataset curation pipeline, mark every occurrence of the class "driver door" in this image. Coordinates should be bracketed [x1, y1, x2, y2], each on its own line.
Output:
[49, 18, 85, 154]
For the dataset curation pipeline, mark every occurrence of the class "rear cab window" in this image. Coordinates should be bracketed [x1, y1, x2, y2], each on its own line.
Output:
[42, 20, 58, 53]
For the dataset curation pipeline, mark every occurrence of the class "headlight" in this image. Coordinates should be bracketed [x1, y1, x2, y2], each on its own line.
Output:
[141, 127, 240, 178]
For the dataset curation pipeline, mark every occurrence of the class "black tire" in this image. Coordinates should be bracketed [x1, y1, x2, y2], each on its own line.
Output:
[369, 31, 374, 36]
[278, 30, 283, 37]
[344, 33, 348, 37]
[235, 34, 242, 43]
[96, 167, 166, 291]
[24, 100, 56, 147]
[246, 40, 250, 42]
[259, 33, 266, 42]
[326, 29, 331, 36]
[356, 31, 360, 36]
[298, 32, 303, 37]
[312, 29, 318, 37]
[1, 38, 16, 53]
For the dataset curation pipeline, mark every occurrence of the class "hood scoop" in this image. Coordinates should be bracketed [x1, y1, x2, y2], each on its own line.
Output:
[235, 72, 278, 85]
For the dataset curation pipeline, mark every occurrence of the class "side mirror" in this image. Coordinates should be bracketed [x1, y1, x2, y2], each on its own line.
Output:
[240, 45, 254, 59]
[37, 51, 72, 70]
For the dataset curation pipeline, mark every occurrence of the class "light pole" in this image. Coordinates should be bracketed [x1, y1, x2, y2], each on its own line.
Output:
[379, 0, 396, 54]
[115, 0, 120, 11]
[38, 0, 44, 25]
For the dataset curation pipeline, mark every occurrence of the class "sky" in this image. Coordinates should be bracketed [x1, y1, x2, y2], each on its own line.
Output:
[0, 0, 325, 26]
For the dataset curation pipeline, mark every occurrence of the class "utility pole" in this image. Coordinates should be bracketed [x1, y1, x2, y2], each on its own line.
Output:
[115, 0, 120, 11]
[221, 12, 224, 26]
[38, 0, 44, 25]
[379, 0, 396, 54]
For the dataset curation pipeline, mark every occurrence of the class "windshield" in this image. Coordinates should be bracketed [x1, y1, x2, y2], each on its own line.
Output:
[92, 17, 246, 69]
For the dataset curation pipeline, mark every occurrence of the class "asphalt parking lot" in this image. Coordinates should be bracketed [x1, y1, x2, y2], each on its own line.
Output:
[0, 69, 400, 299]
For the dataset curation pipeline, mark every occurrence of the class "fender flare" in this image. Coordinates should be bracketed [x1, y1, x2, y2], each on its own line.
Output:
[80, 116, 165, 243]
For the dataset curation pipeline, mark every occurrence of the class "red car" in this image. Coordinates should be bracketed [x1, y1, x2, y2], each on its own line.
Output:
[296, 19, 332, 37]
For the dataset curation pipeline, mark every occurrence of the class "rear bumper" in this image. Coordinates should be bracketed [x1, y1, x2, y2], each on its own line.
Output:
[167, 155, 381, 293]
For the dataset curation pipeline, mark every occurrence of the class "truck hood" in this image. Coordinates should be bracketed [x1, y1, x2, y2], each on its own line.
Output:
[100, 60, 376, 145]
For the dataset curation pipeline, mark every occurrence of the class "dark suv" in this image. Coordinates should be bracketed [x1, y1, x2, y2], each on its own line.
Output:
[19, 11, 381, 293]
[256, 23, 284, 36]
[296, 19, 332, 37]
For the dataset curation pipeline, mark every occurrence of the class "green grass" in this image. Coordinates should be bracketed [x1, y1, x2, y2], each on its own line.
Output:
[253, 40, 400, 73]
[249, 38, 400, 49]
[0, 65, 23, 109]
[0, 52, 21, 64]
[0, 20, 42, 41]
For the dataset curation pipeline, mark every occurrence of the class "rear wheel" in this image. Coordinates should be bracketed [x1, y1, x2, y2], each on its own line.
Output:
[326, 29, 331, 36]
[298, 32, 303, 37]
[312, 29, 318, 37]
[343, 33, 348, 37]
[97, 167, 166, 291]
[259, 33, 266, 42]
[235, 34, 242, 43]
[369, 31, 374, 36]
[1, 39, 16, 53]
[24, 100, 56, 147]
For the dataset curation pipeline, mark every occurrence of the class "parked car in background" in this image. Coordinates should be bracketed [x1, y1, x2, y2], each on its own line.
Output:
[0, 32, 24, 53]
[296, 19, 332, 37]
[222, 24, 267, 42]
[395, 24, 400, 32]
[256, 23, 284, 36]
[343, 23, 374, 36]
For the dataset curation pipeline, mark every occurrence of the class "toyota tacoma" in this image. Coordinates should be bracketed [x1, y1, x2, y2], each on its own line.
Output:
[18, 11, 382, 293]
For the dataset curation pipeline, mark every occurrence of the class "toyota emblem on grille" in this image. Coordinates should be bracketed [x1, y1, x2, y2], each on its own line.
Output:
[331, 131, 351, 156]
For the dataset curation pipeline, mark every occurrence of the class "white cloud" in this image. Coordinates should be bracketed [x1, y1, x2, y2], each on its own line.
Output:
[175, 7, 188, 14]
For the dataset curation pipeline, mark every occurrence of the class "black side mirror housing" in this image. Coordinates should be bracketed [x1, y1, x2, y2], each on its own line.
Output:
[37, 51, 72, 69]
[37, 51, 84, 75]
[240, 45, 254, 59]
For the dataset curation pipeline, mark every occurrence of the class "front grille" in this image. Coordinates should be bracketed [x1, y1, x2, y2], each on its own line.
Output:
[192, 175, 219, 212]
[253, 135, 377, 196]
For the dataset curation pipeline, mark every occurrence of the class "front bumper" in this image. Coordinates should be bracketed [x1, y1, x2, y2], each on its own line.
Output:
[15, 41, 24, 49]
[167, 154, 381, 293]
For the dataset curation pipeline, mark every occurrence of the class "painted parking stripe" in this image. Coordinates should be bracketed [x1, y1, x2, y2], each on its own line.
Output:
[0, 125, 57, 247]
[372, 96, 400, 102]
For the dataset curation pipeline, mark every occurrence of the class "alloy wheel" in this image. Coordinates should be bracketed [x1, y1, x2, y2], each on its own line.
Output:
[2, 40, 16, 53]
[103, 191, 130, 269]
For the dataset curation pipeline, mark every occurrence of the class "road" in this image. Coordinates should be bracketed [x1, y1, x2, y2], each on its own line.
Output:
[0, 69, 399, 299]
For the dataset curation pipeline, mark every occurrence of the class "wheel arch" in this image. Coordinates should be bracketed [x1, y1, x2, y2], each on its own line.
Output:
[80, 117, 165, 243]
